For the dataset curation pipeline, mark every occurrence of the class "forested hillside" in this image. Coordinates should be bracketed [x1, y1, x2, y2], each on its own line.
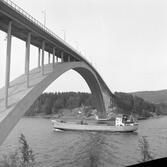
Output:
[25, 91, 167, 119]
[132, 89, 167, 104]
[114, 92, 167, 118]
[25, 92, 94, 116]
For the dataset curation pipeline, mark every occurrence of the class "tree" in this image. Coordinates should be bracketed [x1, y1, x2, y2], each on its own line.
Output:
[19, 134, 35, 167]
[0, 134, 35, 167]
[41, 97, 53, 115]
[138, 136, 153, 162]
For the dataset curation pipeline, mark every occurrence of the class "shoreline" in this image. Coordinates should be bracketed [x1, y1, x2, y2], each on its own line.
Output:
[24, 113, 166, 121]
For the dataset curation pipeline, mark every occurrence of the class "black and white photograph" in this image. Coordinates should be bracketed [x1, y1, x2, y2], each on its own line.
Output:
[0, 0, 167, 166]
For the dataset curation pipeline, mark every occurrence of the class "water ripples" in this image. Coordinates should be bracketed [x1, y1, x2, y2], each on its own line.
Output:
[1, 117, 167, 167]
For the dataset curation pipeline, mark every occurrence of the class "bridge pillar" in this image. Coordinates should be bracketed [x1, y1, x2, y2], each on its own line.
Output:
[52, 47, 55, 69]
[56, 54, 58, 63]
[38, 48, 40, 68]
[48, 52, 50, 64]
[41, 41, 45, 75]
[5, 21, 12, 108]
[25, 32, 31, 88]
[68, 55, 70, 62]
[61, 51, 64, 62]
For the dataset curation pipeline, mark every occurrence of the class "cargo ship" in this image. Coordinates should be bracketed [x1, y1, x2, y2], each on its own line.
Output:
[51, 114, 138, 132]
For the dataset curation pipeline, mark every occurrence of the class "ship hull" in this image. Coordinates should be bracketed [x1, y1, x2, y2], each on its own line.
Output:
[51, 120, 138, 132]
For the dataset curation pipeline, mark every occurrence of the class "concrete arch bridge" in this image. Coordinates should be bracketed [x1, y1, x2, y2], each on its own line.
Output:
[0, 0, 114, 145]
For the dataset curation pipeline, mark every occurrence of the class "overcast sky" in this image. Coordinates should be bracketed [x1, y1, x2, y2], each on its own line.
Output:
[0, 0, 167, 93]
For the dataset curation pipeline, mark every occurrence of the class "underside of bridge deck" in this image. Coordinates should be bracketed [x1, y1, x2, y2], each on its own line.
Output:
[0, 0, 114, 146]
[0, 62, 108, 145]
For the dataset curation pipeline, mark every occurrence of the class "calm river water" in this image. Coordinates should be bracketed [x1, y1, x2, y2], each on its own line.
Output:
[1, 116, 167, 167]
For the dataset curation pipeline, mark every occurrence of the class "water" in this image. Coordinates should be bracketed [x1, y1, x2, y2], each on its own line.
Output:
[1, 116, 167, 167]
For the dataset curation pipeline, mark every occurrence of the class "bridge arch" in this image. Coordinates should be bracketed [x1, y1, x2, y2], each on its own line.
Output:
[0, 62, 106, 145]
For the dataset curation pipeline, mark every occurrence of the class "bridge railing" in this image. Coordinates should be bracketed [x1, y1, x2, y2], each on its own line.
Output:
[1, 0, 85, 59]
[1, 0, 105, 85]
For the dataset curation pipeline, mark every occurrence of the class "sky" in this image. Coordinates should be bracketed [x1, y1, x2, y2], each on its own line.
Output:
[1, 0, 167, 93]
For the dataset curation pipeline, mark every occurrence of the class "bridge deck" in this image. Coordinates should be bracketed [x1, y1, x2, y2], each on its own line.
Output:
[0, 63, 54, 122]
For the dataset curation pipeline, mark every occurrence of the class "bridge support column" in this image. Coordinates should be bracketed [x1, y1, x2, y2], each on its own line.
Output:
[68, 56, 70, 62]
[61, 51, 64, 62]
[25, 32, 31, 88]
[41, 41, 45, 75]
[48, 53, 50, 64]
[38, 48, 40, 68]
[52, 47, 55, 70]
[56, 55, 58, 63]
[5, 21, 12, 108]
